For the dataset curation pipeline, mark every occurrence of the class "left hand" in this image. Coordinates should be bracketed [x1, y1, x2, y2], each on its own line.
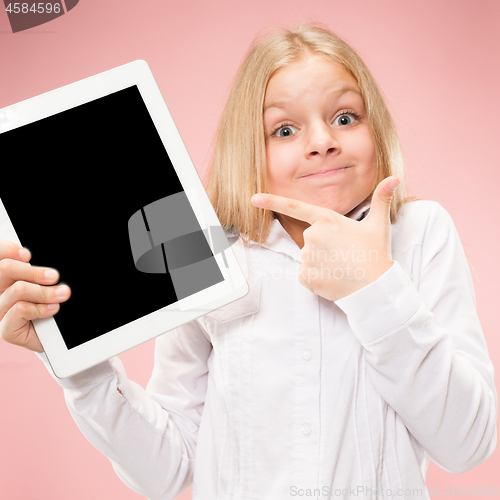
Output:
[251, 176, 400, 302]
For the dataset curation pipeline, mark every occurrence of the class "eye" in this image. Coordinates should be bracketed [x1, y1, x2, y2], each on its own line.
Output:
[333, 113, 359, 127]
[272, 124, 298, 138]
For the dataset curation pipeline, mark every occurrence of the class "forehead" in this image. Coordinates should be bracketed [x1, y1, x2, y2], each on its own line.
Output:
[264, 56, 361, 109]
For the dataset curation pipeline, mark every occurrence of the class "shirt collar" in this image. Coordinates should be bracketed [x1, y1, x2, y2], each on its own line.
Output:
[344, 198, 371, 222]
[246, 200, 372, 263]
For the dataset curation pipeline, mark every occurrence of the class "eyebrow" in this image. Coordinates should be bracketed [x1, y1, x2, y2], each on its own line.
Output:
[263, 85, 361, 112]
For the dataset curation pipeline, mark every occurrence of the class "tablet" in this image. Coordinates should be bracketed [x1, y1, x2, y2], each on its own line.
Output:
[0, 60, 248, 378]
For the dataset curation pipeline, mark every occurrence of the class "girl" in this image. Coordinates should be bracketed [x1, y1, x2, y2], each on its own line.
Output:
[0, 24, 497, 500]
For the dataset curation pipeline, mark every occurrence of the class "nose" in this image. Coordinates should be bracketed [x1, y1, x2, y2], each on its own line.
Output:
[306, 121, 339, 158]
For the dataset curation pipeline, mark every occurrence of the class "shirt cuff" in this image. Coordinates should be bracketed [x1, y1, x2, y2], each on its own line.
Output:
[334, 261, 421, 345]
[35, 351, 115, 389]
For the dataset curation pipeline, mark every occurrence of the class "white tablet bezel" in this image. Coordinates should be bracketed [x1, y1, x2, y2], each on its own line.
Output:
[0, 60, 248, 378]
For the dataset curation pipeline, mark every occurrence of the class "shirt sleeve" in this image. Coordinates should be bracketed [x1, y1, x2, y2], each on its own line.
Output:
[38, 318, 212, 500]
[334, 202, 497, 474]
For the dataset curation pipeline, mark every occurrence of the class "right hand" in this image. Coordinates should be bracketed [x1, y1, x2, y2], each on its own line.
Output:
[0, 241, 71, 353]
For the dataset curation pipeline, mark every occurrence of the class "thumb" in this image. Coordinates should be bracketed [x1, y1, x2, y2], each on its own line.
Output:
[367, 176, 400, 225]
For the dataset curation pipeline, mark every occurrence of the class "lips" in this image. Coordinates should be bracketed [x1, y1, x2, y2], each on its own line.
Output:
[300, 166, 351, 178]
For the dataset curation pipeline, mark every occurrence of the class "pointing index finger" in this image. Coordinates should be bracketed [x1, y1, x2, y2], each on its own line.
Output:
[251, 193, 329, 224]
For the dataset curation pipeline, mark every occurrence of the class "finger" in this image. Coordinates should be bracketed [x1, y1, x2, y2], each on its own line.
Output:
[0, 281, 70, 320]
[0, 241, 31, 263]
[0, 301, 58, 351]
[365, 176, 400, 226]
[0, 258, 60, 292]
[251, 193, 331, 224]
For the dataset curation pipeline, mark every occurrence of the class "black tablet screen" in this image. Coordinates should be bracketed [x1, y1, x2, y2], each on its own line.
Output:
[0, 86, 223, 349]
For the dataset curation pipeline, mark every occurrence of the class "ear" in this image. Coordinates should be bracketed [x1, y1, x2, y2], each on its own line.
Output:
[367, 176, 400, 226]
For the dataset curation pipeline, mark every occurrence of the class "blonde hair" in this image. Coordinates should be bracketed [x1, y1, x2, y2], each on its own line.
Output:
[205, 23, 414, 243]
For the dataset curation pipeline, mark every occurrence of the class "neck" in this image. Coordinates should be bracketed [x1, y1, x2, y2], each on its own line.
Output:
[275, 214, 309, 248]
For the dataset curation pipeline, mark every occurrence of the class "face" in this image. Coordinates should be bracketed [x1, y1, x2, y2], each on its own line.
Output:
[263, 56, 378, 222]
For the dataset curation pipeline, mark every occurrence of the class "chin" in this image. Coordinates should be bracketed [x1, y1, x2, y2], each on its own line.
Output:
[312, 198, 352, 214]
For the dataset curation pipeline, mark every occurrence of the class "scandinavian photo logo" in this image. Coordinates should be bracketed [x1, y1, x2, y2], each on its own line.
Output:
[3, 0, 79, 33]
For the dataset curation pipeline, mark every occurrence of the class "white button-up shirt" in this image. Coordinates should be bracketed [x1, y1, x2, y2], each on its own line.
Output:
[43, 200, 497, 500]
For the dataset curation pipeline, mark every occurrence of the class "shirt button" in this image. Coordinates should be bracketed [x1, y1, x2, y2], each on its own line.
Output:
[301, 348, 313, 360]
[301, 421, 313, 435]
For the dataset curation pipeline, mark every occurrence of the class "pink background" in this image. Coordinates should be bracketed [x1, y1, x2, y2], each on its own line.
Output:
[0, 0, 499, 498]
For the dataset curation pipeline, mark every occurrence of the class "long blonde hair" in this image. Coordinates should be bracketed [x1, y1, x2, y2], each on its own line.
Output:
[205, 23, 413, 243]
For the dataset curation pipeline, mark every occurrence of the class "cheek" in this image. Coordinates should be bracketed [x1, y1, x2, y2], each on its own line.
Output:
[358, 149, 378, 193]
[346, 128, 377, 166]
[345, 129, 378, 191]
[265, 143, 299, 186]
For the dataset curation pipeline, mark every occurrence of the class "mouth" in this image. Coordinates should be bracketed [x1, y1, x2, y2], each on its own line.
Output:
[300, 166, 352, 178]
